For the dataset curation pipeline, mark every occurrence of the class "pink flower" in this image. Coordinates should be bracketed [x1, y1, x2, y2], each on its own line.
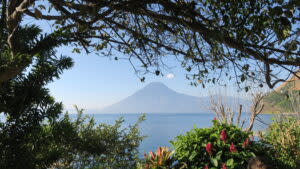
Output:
[156, 147, 162, 156]
[150, 151, 155, 159]
[222, 163, 227, 169]
[243, 138, 249, 148]
[213, 117, 217, 121]
[206, 142, 213, 155]
[230, 142, 237, 153]
[203, 165, 209, 169]
[220, 130, 227, 142]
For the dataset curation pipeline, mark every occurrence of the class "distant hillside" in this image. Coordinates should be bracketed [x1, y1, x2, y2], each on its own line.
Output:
[98, 82, 250, 113]
[275, 71, 300, 91]
[263, 76, 300, 113]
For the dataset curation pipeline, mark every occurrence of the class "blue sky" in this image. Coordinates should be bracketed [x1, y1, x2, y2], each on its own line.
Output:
[24, 16, 257, 112]
[46, 46, 251, 111]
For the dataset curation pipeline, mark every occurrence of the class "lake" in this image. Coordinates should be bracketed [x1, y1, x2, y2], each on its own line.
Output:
[69, 113, 273, 154]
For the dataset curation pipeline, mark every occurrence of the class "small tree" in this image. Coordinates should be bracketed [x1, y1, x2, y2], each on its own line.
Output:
[210, 93, 264, 132]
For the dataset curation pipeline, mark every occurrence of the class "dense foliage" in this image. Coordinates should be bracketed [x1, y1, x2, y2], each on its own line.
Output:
[0, 25, 144, 169]
[171, 119, 264, 169]
[262, 117, 300, 168]
[0, 25, 73, 168]
[50, 111, 145, 169]
[0, 0, 299, 89]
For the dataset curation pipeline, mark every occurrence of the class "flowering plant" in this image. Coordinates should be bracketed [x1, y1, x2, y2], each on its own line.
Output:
[141, 147, 176, 169]
[171, 118, 260, 169]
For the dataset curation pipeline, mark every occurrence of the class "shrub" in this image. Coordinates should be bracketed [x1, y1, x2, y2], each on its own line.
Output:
[171, 119, 261, 169]
[49, 110, 145, 169]
[262, 116, 300, 169]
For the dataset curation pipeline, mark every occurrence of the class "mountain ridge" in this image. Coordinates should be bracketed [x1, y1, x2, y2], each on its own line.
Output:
[99, 82, 250, 113]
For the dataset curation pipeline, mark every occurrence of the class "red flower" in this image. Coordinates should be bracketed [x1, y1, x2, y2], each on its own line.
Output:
[243, 138, 249, 148]
[206, 142, 212, 155]
[213, 117, 217, 121]
[203, 165, 209, 169]
[230, 142, 237, 153]
[222, 163, 227, 169]
[220, 130, 227, 142]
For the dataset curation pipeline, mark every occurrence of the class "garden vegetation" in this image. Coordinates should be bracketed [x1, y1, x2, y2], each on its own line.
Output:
[0, 0, 299, 168]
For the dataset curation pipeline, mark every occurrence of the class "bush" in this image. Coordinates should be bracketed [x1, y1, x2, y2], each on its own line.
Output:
[171, 119, 262, 169]
[262, 116, 300, 169]
[49, 110, 145, 169]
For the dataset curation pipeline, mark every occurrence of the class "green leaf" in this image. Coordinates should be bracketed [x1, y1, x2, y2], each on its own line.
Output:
[216, 151, 222, 160]
[72, 48, 81, 54]
[284, 10, 293, 18]
[241, 74, 246, 82]
[272, 6, 283, 15]
[155, 70, 160, 76]
[38, 5, 46, 10]
[245, 86, 249, 92]
[226, 158, 234, 166]
[211, 158, 218, 167]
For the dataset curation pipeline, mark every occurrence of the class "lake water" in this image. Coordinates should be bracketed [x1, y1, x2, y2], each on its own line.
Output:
[69, 113, 273, 154]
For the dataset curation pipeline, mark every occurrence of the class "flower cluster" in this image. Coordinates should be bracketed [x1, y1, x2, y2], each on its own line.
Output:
[243, 138, 249, 148]
[230, 142, 237, 153]
[221, 163, 227, 169]
[206, 142, 213, 155]
[202, 118, 252, 169]
[221, 129, 227, 142]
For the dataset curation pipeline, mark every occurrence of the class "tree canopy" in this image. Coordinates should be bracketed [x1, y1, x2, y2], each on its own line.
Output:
[0, 0, 299, 90]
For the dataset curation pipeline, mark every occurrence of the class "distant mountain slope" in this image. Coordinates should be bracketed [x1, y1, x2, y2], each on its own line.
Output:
[99, 82, 250, 113]
[263, 76, 300, 113]
[275, 71, 300, 91]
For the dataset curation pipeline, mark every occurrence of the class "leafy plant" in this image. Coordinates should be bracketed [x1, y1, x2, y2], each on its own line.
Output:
[262, 116, 300, 168]
[171, 119, 261, 169]
[139, 147, 176, 169]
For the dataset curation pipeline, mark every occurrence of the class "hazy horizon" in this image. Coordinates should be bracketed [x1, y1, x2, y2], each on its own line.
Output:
[63, 82, 251, 114]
